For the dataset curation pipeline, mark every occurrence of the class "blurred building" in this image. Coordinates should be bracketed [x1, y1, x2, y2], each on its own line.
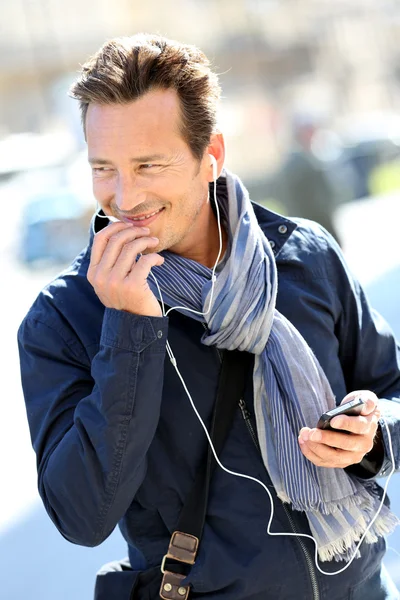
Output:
[1, 0, 400, 180]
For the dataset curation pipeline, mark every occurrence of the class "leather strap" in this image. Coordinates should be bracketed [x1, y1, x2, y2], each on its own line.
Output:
[160, 349, 253, 598]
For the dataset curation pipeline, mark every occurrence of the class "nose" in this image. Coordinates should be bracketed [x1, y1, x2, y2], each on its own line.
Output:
[115, 172, 146, 212]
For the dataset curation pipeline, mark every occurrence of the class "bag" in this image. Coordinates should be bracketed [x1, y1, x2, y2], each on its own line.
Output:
[94, 350, 252, 600]
[94, 561, 161, 600]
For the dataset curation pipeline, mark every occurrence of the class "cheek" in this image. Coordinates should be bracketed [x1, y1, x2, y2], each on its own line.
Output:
[93, 178, 115, 204]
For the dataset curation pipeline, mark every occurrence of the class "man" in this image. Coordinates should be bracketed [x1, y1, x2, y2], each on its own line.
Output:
[272, 112, 342, 244]
[18, 34, 400, 599]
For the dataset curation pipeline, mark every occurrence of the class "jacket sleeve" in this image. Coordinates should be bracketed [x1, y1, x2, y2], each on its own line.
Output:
[18, 305, 168, 547]
[326, 233, 400, 478]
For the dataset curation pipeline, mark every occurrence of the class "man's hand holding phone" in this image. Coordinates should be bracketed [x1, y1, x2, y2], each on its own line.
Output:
[87, 221, 164, 317]
[298, 391, 381, 469]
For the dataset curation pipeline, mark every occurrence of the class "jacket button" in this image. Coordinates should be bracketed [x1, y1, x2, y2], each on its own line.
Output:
[269, 240, 276, 248]
[163, 583, 172, 592]
[178, 587, 187, 596]
[278, 225, 288, 234]
[157, 330, 163, 339]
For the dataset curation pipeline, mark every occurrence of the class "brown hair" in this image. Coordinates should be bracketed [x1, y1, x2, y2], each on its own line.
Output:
[70, 33, 221, 160]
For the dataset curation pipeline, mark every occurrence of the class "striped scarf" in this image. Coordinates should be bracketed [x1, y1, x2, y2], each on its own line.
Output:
[149, 170, 398, 562]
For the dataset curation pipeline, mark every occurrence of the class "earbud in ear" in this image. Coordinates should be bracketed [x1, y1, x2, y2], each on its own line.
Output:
[208, 154, 217, 182]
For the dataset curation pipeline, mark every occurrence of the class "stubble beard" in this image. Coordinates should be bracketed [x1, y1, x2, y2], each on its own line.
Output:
[161, 187, 209, 256]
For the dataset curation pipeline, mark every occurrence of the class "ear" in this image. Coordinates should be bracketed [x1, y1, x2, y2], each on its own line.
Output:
[206, 133, 225, 182]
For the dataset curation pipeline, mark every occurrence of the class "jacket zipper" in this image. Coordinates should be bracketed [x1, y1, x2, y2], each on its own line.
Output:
[239, 396, 320, 600]
[202, 324, 320, 600]
[281, 503, 320, 600]
[238, 399, 260, 449]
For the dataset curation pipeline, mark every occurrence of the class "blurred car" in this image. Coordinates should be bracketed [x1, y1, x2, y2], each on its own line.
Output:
[18, 188, 92, 267]
[338, 113, 400, 200]
[341, 137, 400, 199]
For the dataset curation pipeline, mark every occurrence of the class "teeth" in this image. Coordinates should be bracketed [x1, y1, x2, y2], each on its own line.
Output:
[131, 209, 161, 221]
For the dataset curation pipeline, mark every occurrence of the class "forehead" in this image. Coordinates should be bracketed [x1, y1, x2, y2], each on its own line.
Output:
[86, 88, 186, 155]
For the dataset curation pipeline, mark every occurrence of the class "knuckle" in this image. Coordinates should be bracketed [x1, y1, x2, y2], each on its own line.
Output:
[93, 274, 106, 290]
[337, 453, 349, 467]
[125, 238, 143, 251]
[118, 241, 133, 255]
[108, 275, 120, 290]
[111, 229, 133, 244]
[140, 254, 153, 265]
[370, 420, 378, 432]
[339, 417, 351, 430]
[346, 435, 362, 452]
[108, 234, 123, 246]
[348, 437, 360, 451]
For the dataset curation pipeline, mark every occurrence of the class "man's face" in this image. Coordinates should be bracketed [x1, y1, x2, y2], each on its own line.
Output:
[86, 89, 213, 255]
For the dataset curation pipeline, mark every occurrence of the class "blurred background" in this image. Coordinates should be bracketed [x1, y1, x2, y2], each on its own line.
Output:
[1, 0, 400, 598]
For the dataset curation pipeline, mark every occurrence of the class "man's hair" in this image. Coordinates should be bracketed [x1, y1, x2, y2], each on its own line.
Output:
[70, 33, 221, 161]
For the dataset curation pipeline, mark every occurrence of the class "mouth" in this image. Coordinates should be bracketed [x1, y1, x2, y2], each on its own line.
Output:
[122, 207, 165, 227]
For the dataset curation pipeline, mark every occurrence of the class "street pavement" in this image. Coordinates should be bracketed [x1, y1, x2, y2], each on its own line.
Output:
[0, 190, 399, 599]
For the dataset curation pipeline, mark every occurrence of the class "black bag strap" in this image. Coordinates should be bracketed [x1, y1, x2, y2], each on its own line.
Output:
[160, 349, 253, 600]
[177, 349, 253, 539]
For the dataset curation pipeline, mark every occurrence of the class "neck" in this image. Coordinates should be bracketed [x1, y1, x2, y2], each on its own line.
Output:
[175, 205, 228, 268]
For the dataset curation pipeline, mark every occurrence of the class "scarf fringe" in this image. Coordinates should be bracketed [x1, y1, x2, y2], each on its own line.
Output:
[317, 511, 400, 562]
[278, 483, 400, 562]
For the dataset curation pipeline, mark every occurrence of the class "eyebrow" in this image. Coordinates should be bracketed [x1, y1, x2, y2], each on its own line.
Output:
[88, 154, 169, 165]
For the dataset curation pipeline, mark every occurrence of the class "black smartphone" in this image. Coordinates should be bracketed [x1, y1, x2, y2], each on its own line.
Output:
[317, 397, 365, 432]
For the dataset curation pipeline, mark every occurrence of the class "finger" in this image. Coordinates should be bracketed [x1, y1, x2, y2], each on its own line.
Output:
[330, 410, 380, 434]
[307, 427, 372, 453]
[90, 222, 135, 264]
[126, 253, 165, 282]
[110, 237, 160, 278]
[98, 230, 158, 277]
[360, 397, 379, 416]
[90, 223, 149, 269]
[95, 226, 154, 275]
[298, 439, 334, 467]
[298, 439, 356, 468]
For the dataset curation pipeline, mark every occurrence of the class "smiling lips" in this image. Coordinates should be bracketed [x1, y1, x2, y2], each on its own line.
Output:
[123, 207, 164, 227]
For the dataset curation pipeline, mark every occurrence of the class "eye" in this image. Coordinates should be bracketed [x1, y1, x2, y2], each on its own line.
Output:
[139, 164, 161, 170]
[92, 167, 114, 176]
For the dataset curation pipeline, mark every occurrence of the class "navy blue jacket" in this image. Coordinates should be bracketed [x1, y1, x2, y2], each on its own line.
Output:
[18, 183, 400, 599]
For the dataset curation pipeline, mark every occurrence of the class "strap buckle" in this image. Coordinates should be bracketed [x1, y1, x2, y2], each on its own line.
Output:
[160, 553, 169, 575]
[159, 531, 199, 599]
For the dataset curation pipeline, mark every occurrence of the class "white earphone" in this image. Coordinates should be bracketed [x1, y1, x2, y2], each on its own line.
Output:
[209, 154, 217, 182]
